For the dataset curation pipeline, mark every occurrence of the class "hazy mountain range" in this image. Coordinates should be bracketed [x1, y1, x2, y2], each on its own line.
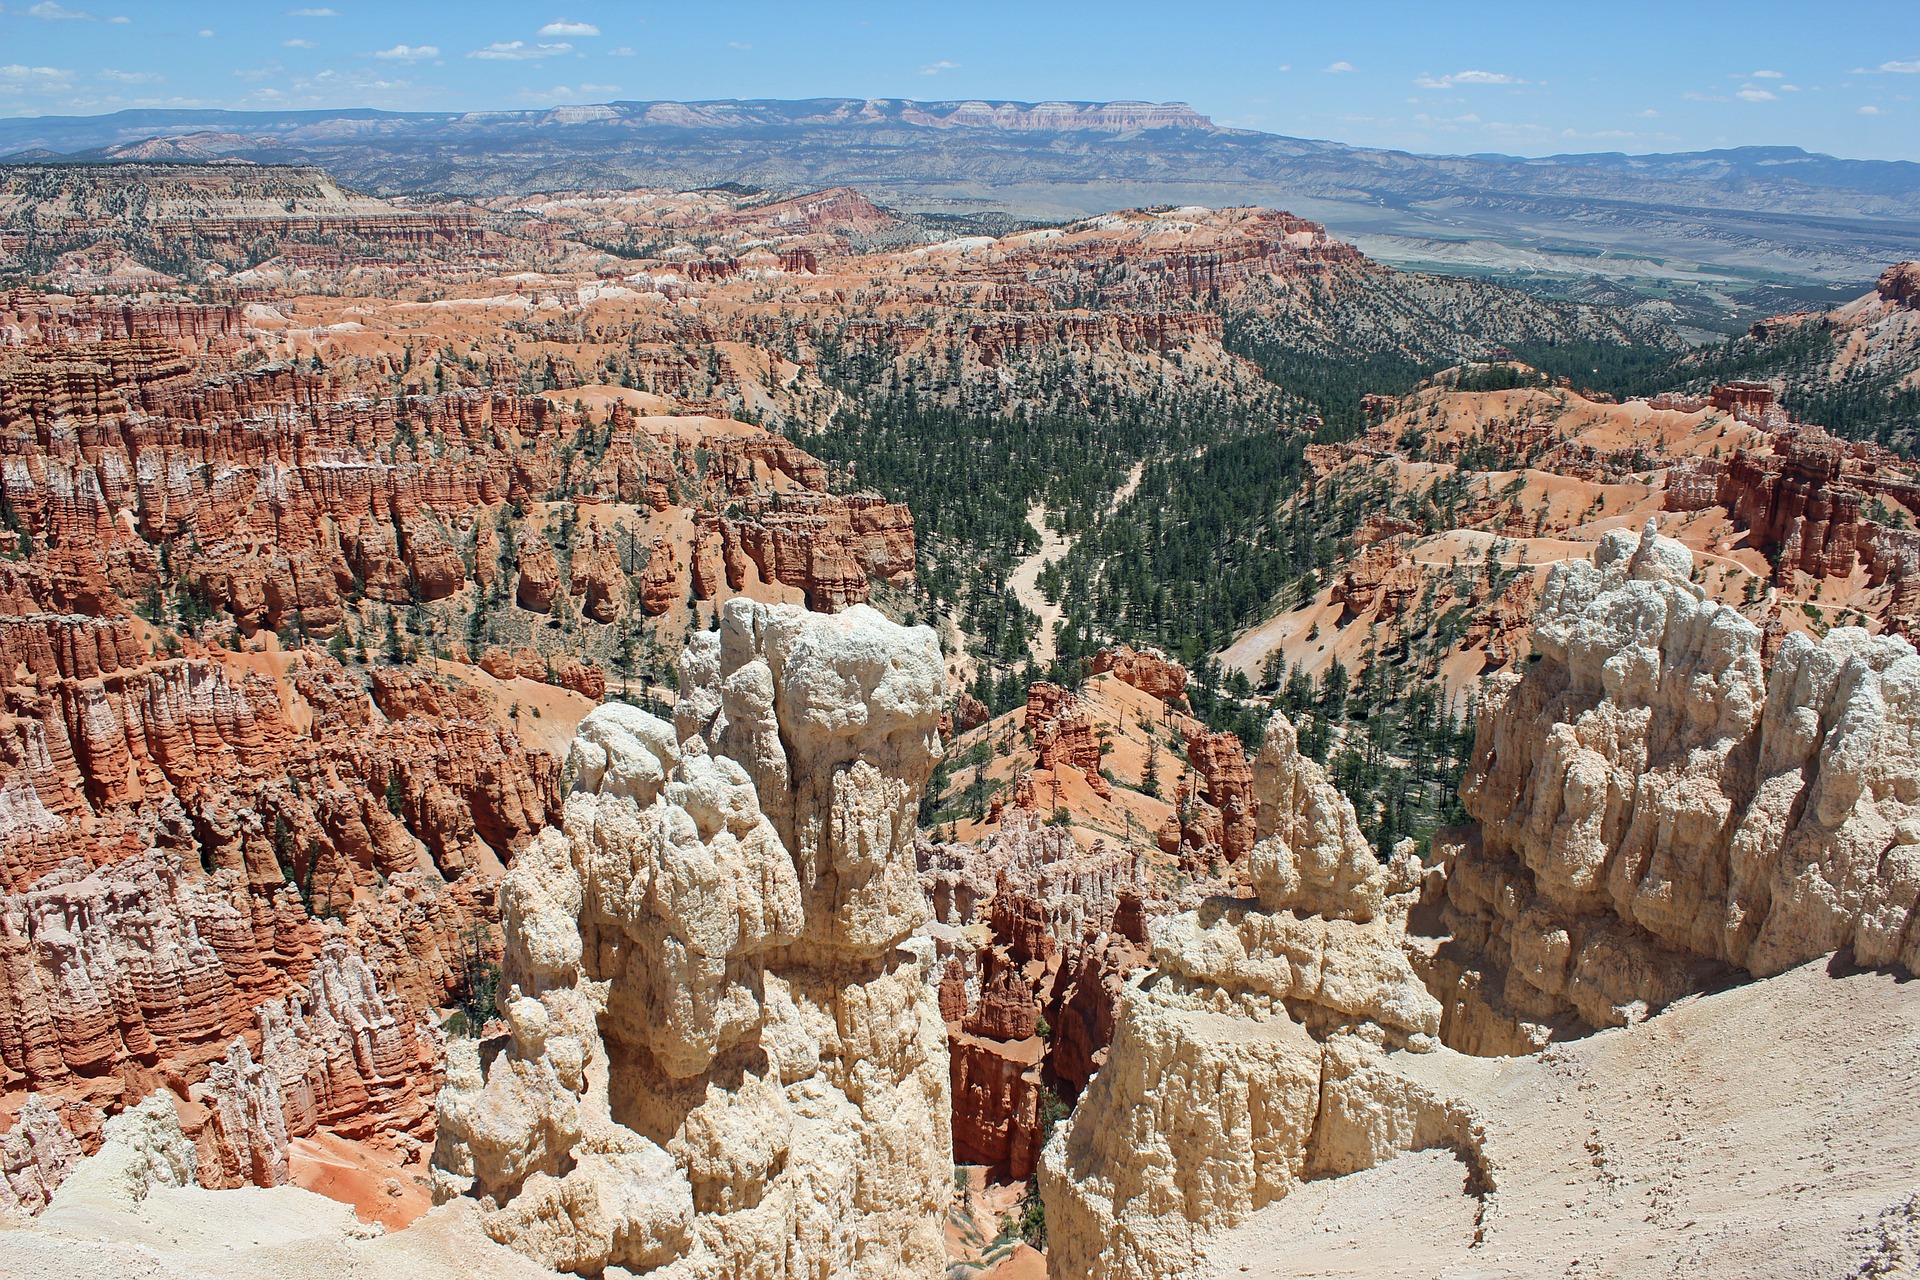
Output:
[4, 97, 1918, 288]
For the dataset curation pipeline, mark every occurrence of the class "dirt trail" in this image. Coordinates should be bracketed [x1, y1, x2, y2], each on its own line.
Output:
[1006, 460, 1146, 665]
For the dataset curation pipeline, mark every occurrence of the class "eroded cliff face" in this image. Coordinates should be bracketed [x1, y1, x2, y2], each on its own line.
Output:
[917, 806, 1149, 1177]
[1037, 522, 1920, 1278]
[0, 637, 551, 1127]
[433, 599, 952, 1278]
[1040, 713, 1465, 1280]
[1429, 521, 1920, 1053]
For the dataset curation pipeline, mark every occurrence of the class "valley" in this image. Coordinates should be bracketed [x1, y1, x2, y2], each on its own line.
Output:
[0, 146, 1914, 1280]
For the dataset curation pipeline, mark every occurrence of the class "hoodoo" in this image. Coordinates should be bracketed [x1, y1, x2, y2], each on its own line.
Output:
[4, 41, 1920, 1276]
[432, 600, 952, 1277]
[1041, 524, 1920, 1278]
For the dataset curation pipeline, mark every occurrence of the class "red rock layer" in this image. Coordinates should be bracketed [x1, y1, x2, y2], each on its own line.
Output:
[918, 810, 1151, 1175]
[0, 294, 914, 636]
[949, 1032, 1046, 1177]
[1181, 729, 1258, 864]
[1043, 892, 1151, 1098]
[1704, 422, 1920, 588]
[1333, 537, 1421, 620]
[193, 930, 439, 1190]
[1879, 261, 1920, 308]
[1091, 645, 1188, 705]
[1024, 682, 1109, 798]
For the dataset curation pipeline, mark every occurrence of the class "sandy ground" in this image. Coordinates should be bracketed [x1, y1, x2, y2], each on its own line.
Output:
[288, 1132, 432, 1232]
[2, 1187, 552, 1280]
[1005, 461, 1147, 666]
[1007, 503, 1073, 666]
[947, 1165, 1040, 1275]
[1200, 957, 1920, 1279]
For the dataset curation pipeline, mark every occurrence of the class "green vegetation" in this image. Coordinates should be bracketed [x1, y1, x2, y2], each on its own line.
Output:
[806, 340, 1281, 713]
[1014, 1089, 1072, 1249]
[451, 923, 501, 1039]
[1511, 324, 1917, 454]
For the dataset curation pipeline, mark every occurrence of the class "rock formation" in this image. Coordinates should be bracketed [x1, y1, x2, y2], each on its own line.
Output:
[0, 1095, 84, 1215]
[1042, 889, 1151, 1099]
[1091, 645, 1188, 706]
[0, 642, 555, 1090]
[1879, 260, 1920, 308]
[1429, 521, 1920, 1053]
[1024, 682, 1109, 798]
[1181, 728, 1259, 864]
[919, 808, 1153, 1179]
[1040, 711, 1457, 1279]
[43, 1090, 199, 1209]
[433, 600, 952, 1277]
[1333, 537, 1422, 620]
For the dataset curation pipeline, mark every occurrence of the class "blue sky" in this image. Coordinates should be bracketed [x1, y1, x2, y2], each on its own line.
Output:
[2, 0, 1917, 160]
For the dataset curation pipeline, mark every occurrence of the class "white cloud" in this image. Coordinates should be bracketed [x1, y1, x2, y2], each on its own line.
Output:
[1639, 108, 1660, 117]
[28, 3, 96, 19]
[1860, 104, 1884, 115]
[1, 64, 75, 82]
[371, 43, 440, 62]
[1736, 87, 1776, 101]
[287, 7, 339, 14]
[1851, 58, 1920, 74]
[607, 46, 636, 56]
[726, 40, 751, 50]
[0, 63, 75, 95]
[106, 15, 129, 22]
[1751, 69, 1785, 78]
[919, 59, 959, 75]
[539, 20, 599, 36]
[283, 37, 317, 48]
[1322, 60, 1357, 73]
[1683, 91, 1729, 102]
[1414, 69, 1528, 89]
[468, 40, 572, 59]
[197, 28, 214, 37]
[99, 67, 162, 83]
[1278, 64, 1292, 72]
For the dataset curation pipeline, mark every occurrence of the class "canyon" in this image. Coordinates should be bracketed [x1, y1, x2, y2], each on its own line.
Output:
[0, 155, 1917, 1280]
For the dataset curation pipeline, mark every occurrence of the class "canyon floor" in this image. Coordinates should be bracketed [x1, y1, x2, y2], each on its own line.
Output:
[1204, 957, 1920, 1280]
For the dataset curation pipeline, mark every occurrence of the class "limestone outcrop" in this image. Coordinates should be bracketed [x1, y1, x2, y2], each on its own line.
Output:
[1429, 521, 1920, 1053]
[434, 600, 952, 1277]
[1040, 711, 1459, 1280]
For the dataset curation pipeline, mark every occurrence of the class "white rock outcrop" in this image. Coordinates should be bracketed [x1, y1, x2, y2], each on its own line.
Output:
[45, 1091, 198, 1210]
[1431, 521, 1920, 1053]
[0, 1096, 85, 1216]
[1040, 712, 1469, 1280]
[434, 601, 952, 1278]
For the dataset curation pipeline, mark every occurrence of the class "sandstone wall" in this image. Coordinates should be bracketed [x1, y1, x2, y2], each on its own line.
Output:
[1040, 713, 1464, 1279]
[1428, 521, 1920, 1054]
[433, 600, 952, 1278]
